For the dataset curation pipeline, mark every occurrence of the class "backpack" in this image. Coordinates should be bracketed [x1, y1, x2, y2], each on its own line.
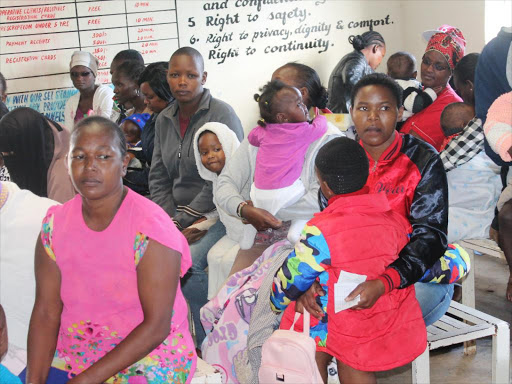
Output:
[258, 310, 323, 384]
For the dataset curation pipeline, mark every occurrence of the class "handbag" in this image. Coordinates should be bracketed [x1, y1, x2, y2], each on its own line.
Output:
[258, 309, 323, 383]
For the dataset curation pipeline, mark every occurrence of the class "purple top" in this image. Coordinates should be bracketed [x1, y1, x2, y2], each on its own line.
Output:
[249, 115, 327, 189]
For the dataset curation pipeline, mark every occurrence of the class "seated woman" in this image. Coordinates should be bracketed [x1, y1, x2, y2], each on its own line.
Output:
[0, 181, 59, 378]
[0, 108, 75, 203]
[201, 63, 340, 382]
[112, 60, 148, 122]
[216, 68, 340, 276]
[64, 51, 115, 131]
[123, 62, 174, 196]
[149, 47, 243, 348]
[26, 116, 196, 383]
[298, 73, 454, 330]
[400, 25, 465, 151]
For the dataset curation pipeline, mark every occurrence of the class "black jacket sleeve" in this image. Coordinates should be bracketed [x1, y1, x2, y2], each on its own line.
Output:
[389, 138, 449, 288]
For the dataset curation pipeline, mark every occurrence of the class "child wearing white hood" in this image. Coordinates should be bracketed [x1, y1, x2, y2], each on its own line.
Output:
[193, 122, 243, 298]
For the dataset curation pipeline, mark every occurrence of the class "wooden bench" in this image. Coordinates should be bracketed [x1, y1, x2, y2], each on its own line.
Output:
[412, 300, 510, 384]
[411, 239, 510, 384]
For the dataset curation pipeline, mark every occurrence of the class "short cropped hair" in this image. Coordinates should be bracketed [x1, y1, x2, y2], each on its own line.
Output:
[73, 116, 127, 157]
[170, 47, 204, 73]
[315, 137, 369, 195]
[112, 49, 144, 65]
[351, 73, 403, 108]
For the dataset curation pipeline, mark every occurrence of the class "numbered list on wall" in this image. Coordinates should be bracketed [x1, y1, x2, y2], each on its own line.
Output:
[0, 0, 180, 122]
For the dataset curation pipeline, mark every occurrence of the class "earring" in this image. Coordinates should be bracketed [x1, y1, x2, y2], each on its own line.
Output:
[135, 89, 140, 96]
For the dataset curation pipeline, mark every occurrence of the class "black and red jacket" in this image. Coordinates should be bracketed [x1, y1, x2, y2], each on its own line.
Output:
[361, 132, 448, 291]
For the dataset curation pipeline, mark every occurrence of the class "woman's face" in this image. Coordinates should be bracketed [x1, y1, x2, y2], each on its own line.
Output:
[351, 84, 403, 160]
[368, 45, 386, 70]
[112, 72, 139, 107]
[68, 124, 128, 201]
[70, 65, 95, 92]
[140, 82, 169, 113]
[453, 72, 474, 105]
[167, 54, 206, 105]
[272, 66, 311, 110]
[421, 50, 452, 89]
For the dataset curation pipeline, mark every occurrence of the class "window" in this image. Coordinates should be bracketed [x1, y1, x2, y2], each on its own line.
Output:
[485, 0, 512, 43]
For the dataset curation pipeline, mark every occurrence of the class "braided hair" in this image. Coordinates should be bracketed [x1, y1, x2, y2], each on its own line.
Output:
[349, 31, 385, 51]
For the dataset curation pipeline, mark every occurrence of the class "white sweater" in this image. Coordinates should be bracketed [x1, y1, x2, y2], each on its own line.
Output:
[64, 84, 116, 131]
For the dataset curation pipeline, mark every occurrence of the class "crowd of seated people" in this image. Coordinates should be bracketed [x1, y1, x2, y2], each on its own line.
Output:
[0, 22, 510, 384]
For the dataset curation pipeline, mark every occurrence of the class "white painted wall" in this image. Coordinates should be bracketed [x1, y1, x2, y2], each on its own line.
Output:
[1, 0, 491, 132]
[399, 0, 486, 73]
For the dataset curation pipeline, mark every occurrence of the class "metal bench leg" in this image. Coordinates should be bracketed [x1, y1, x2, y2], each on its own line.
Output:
[461, 247, 475, 308]
[492, 321, 510, 384]
[412, 345, 430, 384]
[462, 248, 477, 354]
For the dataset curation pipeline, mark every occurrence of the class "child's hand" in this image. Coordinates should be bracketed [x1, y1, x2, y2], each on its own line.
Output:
[346, 279, 385, 310]
[296, 281, 326, 320]
[181, 227, 207, 244]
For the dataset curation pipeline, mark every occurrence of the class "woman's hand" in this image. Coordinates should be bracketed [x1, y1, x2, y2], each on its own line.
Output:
[181, 227, 207, 244]
[295, 281, 325, 320]
[346, 279, 385, 310]
[240, 204, 282, 231]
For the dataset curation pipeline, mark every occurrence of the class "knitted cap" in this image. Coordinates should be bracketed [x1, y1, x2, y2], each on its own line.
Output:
[315, 137, 369, 195]
[121, 113, 151, 131]
[423, 25, 466, 71]
[70, 51, 99, 76]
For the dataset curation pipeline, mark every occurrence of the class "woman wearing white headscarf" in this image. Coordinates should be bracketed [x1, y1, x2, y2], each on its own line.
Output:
[64, 51, 115, 131]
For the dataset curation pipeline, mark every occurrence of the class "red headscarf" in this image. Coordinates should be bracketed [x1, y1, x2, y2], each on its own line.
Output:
[424, 25, 466, 71]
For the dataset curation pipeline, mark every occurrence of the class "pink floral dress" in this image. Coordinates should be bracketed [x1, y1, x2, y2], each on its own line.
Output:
[41, 188, 196, 383]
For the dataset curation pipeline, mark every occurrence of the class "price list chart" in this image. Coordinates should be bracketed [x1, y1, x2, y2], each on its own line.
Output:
[0, 0, 180, 121]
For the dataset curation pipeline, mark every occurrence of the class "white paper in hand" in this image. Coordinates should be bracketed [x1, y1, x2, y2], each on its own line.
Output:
[334, 270, 367, 313]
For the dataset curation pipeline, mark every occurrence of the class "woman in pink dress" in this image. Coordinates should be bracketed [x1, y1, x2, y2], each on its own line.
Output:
[26, 116, 196, 383]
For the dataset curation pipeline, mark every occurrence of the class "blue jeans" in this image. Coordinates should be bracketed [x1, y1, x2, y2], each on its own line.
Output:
[181, 220, 226, 347]
[415, 282, 454, 326]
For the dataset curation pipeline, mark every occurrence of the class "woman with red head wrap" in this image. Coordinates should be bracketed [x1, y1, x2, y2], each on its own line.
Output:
[401, 25, 466, 151]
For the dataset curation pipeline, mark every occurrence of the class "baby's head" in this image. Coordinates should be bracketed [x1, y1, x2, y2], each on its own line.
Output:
[441, 102, 475, 137]
[315, 137, 369, 204]
[197, 129, 226, 175]
[120, 113, 150, 145]
[254, 80, 308, 127]
[387, 51, 417, 80]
